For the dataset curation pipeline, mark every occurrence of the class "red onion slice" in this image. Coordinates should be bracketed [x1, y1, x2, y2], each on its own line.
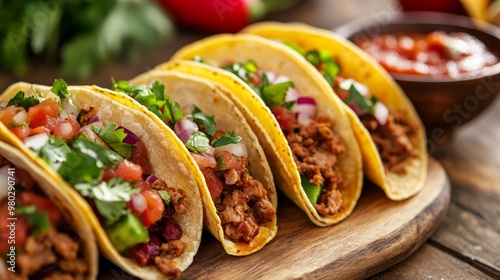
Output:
[295, 97, 317, 119]
[145, 174, 158, 185]
[89, 116, 101, 124]
[374, 102, 389, 125]
[174, 117, 199, 143]
[117, 126, 140, 145]
[214, 143, 248, 158]
[285, 87, 299, 102]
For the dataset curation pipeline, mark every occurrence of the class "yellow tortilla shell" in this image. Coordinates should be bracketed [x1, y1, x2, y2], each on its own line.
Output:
[128, 70, 278, 255]
[242, 22, 428, 200]
[0, 83, 204, 279]
[168, 34, 363, 227]
[0, 141, 98, 280]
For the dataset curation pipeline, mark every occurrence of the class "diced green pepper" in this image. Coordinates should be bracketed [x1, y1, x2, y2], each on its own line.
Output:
[105, 212, 149, 252]
[301, 175, 322, 205]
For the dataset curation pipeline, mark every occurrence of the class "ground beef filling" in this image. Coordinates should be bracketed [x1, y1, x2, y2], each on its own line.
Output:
[14, 229, 88, 280]
[214, 157, 276, 243]
[284, 117, 347, 217]
[361, 114, 417, 174]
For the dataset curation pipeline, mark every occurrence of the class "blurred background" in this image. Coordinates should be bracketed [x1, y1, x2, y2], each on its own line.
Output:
[0, 0, 497, 91]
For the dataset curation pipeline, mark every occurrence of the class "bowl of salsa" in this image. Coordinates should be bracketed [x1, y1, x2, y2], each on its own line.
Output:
[336, 12, 500, 138]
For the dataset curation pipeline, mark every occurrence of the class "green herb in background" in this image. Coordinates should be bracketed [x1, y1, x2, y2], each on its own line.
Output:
[0, 0, 173, 79]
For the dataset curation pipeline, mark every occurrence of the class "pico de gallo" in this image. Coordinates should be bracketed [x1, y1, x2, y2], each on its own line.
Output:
[284, 42, 418, 174]
[355, 31, 499, 78]
[0, 80, 189, 277]
[112, 79, 276, 243]
[191, 58, 348, 217]
[1, 160, 89, 279]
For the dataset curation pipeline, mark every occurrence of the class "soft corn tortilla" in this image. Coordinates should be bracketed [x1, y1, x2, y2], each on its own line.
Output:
[128, 70, 277, 255]
[0, 141, 98, 280]
[242, 22, 428, 200]
[168, 33, 363, 227]
[0, 83, 204, 279]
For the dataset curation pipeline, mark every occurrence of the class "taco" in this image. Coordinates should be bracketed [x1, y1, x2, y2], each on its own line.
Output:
[109, 70, 277, 255]
[167, 34, 363, 227]
[0, 141, 98, 280]
[242, 22, 428, 200]
[0, 80, 204, 278]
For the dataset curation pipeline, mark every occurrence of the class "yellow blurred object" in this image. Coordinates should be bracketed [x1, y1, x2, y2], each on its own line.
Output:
[461, 0, 500, 25]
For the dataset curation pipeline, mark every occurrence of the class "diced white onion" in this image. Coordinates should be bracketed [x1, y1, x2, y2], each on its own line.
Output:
[214, 143, 248, 158]
[0, 164, 10, 200]
[130, 193, 147, 215]
[264, 71, 291, 84]
[374, 102, 389, 125]
[23, 133, 49, 150]
[174, 117, 199, 143]
[12, 110, 28, 125]
[296, 112, 313, 126]
[339, 78, 369, 96]
[60, 99, 79, 119]
[285, 87, 299, 102]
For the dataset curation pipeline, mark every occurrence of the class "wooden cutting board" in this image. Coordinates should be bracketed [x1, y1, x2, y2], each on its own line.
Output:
[98, 158, 450, 279]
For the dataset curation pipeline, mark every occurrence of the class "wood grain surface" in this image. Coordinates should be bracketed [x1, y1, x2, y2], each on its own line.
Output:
[96, 158, 449, 280]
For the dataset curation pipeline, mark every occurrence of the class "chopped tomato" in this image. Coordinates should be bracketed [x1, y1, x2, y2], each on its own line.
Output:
[19, 192, 61, 224]
[53, 116, 80, 140]
[140, 189, 165, 227]
[201, 168, 223, 201]
[29, 126, 50, 136]
[191, 152, 217, 170]
[28, 99, 59, 128]
[272, 106, 296, 132]
[218, 151, 241, 170]
[248, 74, 261, 86]
[10, 125, 31, 140]
[115, 160, 143, 182]
[130, 141, 152, 175]
[0, 106, 25, 127]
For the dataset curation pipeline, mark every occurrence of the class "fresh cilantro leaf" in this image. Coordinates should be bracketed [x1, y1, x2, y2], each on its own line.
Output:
[7, 90, 39, 110]
[50, 78, 71, 100]
[111, 78, 150, 98]
[75, 178, 139, 225]
[188, 106, 216, 137]
[163, 96, 185, 127]
[157, 190, 171, 207]
[211, 131, 242, 147]
[261, 81, 295, 108]
[345, 84, 375, 115]
[68, 134, 123, 169]
[17, 205, 50, 233]
[33, 136, 71, 168]
[150, 81, 165, 101]
[185, 131, 209, 153]
[92, 123, 133, 158]
[58, 151, 103, 184]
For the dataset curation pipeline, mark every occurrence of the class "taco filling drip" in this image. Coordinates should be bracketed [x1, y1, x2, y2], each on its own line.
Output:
[112, 80, 276, 243]
[0, 162, 89, 280]
[0, 80, 190, 277]
[200, 59, 347, 216]
[285, 42, 417, 174]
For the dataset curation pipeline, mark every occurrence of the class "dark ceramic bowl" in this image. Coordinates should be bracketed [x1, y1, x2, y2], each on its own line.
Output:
[336, 12, 500, 137]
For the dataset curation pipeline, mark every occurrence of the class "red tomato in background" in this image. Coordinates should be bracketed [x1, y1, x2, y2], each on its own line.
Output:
[397, 0, 466, 15]
[158, 0, 256, 33]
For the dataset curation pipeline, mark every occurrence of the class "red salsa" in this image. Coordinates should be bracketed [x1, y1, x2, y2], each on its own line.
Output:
[356, 31, 499, 78]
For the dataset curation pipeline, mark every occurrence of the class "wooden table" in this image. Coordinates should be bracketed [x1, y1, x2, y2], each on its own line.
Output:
[1, 0, 499, 279]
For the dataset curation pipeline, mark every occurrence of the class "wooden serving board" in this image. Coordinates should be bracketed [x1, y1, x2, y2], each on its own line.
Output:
[98, 158, 450, 279]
